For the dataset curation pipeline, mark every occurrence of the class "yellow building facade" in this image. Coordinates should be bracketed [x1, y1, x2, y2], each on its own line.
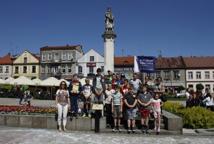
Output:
[12, 50, 40, 79]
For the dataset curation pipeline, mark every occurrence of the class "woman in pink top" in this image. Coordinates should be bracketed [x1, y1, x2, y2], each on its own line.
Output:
[143, 92, 162, 135]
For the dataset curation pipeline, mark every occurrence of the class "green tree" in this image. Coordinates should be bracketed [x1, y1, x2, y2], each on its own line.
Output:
[196, 83, 204, 91]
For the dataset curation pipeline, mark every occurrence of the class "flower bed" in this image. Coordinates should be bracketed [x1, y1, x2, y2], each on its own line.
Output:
[0, 105, 56, 114]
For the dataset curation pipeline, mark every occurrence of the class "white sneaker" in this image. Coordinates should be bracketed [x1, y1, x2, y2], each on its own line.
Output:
[58, 126, 62, 132]
[112, 128, 117, 132]
[157, 128, 160, 132]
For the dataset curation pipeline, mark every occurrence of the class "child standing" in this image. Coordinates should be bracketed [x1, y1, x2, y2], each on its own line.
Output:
[104, 84, 113, 128]
[143, 92, 162, 135]
[137, 85, 152, 134]
[112, 85, 123, 132]
[124, 85, 138, 134]
[82, 78, 93, 117]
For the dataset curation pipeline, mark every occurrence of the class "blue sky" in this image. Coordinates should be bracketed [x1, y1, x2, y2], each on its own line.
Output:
[0, 0, 214, 57]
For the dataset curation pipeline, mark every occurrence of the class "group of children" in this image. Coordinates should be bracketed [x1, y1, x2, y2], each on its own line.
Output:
[104, 83, 162, 135]
[55, 67, 164, 134]
[73, 70, 164, 135]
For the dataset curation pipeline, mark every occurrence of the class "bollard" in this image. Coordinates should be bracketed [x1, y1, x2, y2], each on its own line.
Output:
[94, 110, 101, 133]
[92, 104, 103, 133]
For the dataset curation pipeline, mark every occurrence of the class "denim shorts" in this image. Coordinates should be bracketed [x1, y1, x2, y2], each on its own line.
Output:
[126, 108, 137, 120]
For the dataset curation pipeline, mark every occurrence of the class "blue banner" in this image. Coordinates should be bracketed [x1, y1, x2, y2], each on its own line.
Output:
[136, 56, 156, 73]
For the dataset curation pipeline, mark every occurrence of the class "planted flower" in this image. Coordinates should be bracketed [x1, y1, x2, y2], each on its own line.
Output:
[0, 105, 57, 114]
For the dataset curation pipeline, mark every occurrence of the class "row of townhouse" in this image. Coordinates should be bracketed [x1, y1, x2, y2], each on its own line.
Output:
[0, 45, 131, 80]
[0, 45, 84, 80]
[1, 45, 214, 92]
[140, 56, 214, 93]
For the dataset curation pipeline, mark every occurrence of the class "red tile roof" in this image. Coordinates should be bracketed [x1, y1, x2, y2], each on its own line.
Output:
[0, 54, 13, 65]
[183, 56, 214, 69]
[32, 54, 40, 61]
[40, 45, 83, 53]
[156, 56, 185, 69]
[114, 56, 134, 66]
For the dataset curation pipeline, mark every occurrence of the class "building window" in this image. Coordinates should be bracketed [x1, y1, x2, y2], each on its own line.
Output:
[15, 66, 19, 74]
[62, 65, 66, 73]
[90, 56, 94, 62]
[213, 71, 214, 79]
[32, 66, 36, 73]
[196, 71, 201, 79]
[188, 72, 193, 79]
[205, 84, 210, 90]
[5, 66, 9, 73]
[68, 52, 73, 61]
[48, 53, 52, 61]
[68, 66, 72, 73]
[41, 66, 45, 73]
[156, 71, 161, 78]
[205, 71, 210, 79]
[47, 66, 51, 73]
[173, 70, 180, 80]
[89, 67, 94, 74]
[42, 54, 46, 61]
[62, 52, 67, 60]
[23, 66, 27, 73]
[54, 53, 59, 61]
[164, 71, 170, 80]
[78, 66, 83, 74]
[24, 57, 27, 64]
[0, 66, 2, 73]
[72, 52, 76, 60]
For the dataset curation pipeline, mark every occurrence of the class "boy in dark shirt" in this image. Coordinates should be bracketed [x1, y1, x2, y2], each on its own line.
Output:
[124, 84, 138, 134]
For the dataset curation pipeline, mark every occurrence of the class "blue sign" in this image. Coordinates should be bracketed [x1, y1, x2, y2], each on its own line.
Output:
[136, 56, 156, 73]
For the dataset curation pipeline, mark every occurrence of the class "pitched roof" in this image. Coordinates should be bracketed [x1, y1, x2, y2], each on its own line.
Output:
[183, 56, 214, 69]
[12, 50, 40, 62]
[40, 45, 83, 53]
[156, 56, 185, 69]
[32, 53, 40, 61]
[0, 54, 13, 65]
[114, 56, 134, 66]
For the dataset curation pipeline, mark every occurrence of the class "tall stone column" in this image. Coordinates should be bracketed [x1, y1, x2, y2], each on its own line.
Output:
[102, 8, 116, 73]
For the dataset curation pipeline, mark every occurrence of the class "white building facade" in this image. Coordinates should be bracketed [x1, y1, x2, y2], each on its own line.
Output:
[76, 49, 104, 77]
[184, 57, 214, 93]
[186, 69, 214, 93]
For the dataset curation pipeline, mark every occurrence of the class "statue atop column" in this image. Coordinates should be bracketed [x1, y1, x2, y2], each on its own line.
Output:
[102, 8, 116, 74]
[105, 8, 114, 31]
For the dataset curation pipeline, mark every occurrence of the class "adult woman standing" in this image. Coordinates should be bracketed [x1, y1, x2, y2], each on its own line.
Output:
[56, 81, 70, 132]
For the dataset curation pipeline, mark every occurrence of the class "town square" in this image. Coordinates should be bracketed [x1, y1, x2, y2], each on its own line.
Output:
[0, 0, 214, 143]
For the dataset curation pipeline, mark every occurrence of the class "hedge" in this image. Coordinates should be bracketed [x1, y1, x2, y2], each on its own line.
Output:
[163, 101, 214, 129]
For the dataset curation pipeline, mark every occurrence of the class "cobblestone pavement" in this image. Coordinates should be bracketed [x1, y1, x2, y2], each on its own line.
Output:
[0, 126, 213, 144]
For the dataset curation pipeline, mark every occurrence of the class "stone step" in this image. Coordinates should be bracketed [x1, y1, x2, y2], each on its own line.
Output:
[101, 128, 182, 135]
